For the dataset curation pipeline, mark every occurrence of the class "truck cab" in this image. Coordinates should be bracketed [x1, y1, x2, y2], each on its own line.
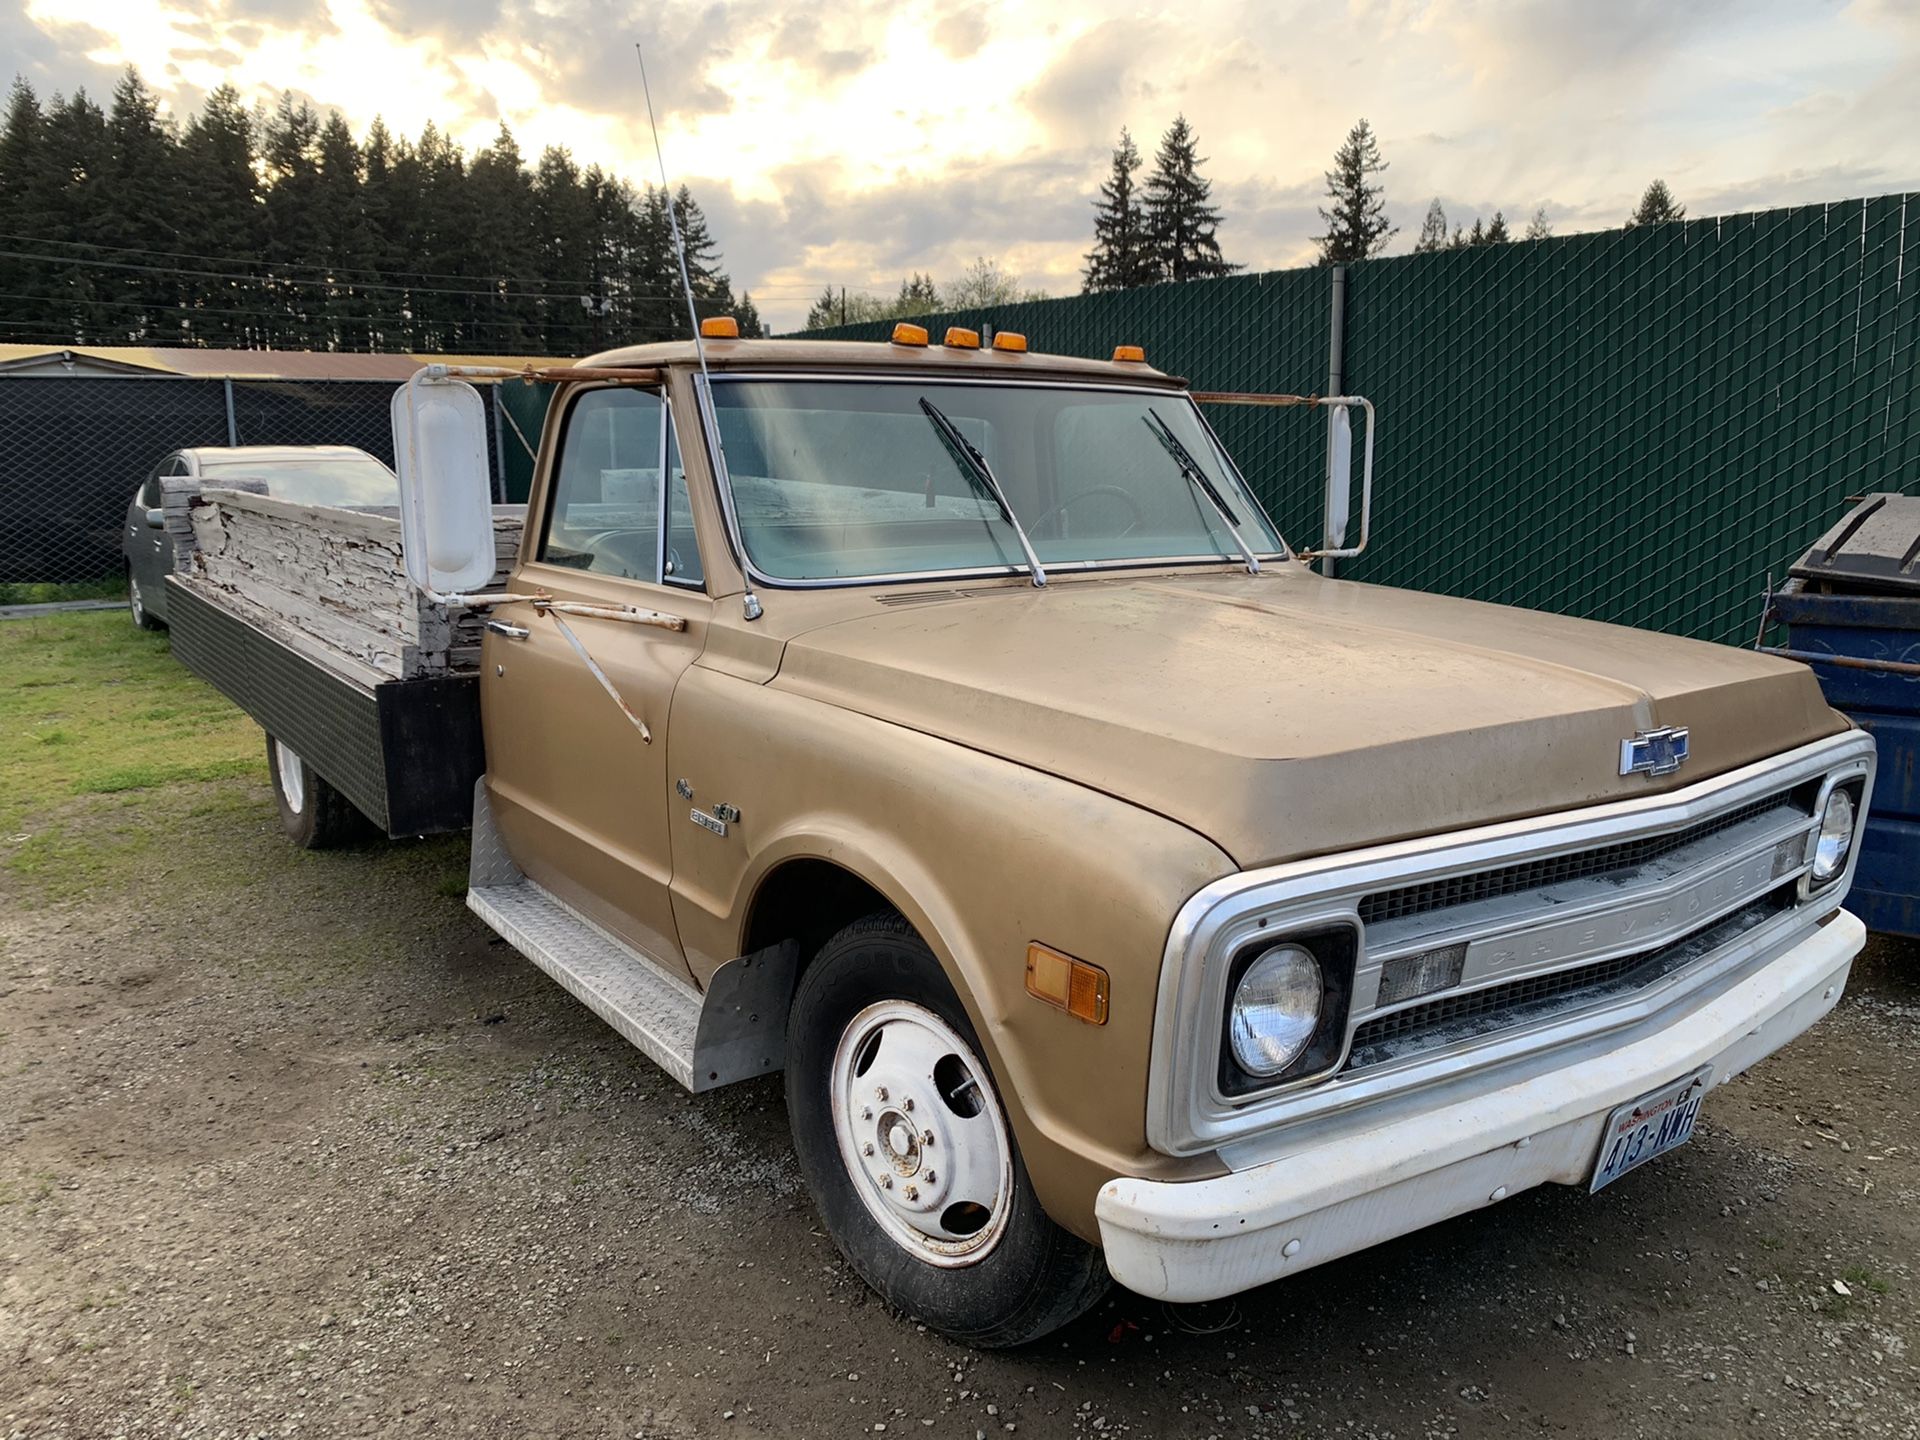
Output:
[178, 326, 1877, 1347]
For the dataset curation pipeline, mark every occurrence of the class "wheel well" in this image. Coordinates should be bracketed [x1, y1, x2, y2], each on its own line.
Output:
[743, 858, 894, 972]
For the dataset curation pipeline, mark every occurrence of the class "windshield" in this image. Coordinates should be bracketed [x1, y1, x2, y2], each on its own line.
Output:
[201, 455, 399, 508]
[708, 378, 1284, 582]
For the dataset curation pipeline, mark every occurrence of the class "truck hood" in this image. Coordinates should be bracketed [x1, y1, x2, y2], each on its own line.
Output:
[770, 571, 1845, 868]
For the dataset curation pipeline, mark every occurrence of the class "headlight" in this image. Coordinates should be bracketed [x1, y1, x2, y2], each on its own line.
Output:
[1812, 786, 1858, 883]
[1229, 944, 1324, 1075]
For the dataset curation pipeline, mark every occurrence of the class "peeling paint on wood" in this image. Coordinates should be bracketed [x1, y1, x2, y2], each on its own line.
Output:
[188, 489, 524, 681]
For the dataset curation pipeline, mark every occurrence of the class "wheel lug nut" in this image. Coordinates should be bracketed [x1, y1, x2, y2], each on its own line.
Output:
[903, 1097, 914, 1112]
[862, 1142, 875, 1157]
[875, 1086, 889, 1101]
[904, 1185, 919, 1201]
[879, 1175, 893, 1189]
[924, 1169, 936, 1183]
[861, 1107, 872, 1121]
[922, 1130, 935, 1146]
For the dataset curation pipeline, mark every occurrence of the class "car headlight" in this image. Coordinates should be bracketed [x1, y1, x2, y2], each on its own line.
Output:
[1228, 944, 1324, 1075]
[1812, 786, 1859, 884]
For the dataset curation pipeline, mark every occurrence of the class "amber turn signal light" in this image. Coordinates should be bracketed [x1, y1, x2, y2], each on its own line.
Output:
[699, 316, 740, 338]
[1025, 943, 1109, 1025]
[1112, 344, 1146, 363]
[892, 322, 929, 346]
[991, 331, 1028, 352]
[943, 326, 981, 349]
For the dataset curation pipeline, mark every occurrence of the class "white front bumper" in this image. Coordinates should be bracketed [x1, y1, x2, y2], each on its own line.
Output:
[1096, 910, 1863, 1303]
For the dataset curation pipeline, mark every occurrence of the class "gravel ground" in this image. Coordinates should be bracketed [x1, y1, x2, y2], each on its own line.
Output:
[2, 767, 1916, 1440]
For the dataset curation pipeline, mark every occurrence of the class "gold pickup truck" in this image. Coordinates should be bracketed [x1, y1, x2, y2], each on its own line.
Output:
[169, 324, 1876, 1347]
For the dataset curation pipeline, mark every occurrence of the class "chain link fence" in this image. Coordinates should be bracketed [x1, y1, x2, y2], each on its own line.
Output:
[804, 193, 1920, 645]
[0, 374, 552, 588]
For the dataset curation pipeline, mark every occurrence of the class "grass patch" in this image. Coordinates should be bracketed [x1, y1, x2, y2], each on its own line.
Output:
[0, 578, 123, 606]
[0, 612, 261, 835]
[0, 611, 267, 900]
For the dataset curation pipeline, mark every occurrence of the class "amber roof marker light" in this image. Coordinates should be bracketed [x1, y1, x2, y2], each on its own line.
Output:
[944, 326, 981, 349]
[699, 316, 740, 339]
[892, 322, 929, 347]
[1112, 344, 1146, 363]
[992, 331, 1029, 353]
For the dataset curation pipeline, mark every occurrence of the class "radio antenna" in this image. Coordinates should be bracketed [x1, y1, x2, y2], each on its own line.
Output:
[634, 42, 761, 619]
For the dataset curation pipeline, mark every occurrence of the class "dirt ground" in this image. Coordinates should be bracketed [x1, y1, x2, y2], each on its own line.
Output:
[2, 614, 1917, 1439]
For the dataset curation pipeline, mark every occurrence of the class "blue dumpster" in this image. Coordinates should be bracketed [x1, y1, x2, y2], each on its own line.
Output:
[1763, 491, 1920, 939]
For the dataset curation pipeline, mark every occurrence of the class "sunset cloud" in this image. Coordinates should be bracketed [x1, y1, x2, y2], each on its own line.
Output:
[9, 0, 1918, 329]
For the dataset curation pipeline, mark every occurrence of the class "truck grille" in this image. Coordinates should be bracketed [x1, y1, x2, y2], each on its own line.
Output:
[1342, 886, 1796, 1072]
[1356, 788, 1809, 926]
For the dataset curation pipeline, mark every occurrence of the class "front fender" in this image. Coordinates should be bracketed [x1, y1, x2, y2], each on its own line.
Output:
[665, 669, 1235, 1239]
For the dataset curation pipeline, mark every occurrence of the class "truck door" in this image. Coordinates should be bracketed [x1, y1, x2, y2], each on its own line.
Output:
[482, 384, 711, 980]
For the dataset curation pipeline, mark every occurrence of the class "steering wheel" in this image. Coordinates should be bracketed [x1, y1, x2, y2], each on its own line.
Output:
[1030, 485, 1145, 537]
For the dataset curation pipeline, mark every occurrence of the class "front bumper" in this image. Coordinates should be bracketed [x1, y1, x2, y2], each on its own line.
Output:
[1096, 909, 1863, 1303]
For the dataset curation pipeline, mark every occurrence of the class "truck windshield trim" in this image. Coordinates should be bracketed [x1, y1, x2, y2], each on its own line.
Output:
[695, 373, 1291, 589]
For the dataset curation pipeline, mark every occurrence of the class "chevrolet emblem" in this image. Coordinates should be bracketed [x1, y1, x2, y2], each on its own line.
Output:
[1620, 726, 1690, 778]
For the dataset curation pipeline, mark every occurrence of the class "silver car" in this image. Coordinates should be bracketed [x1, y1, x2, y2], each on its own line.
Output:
[123, 444, 398, 629]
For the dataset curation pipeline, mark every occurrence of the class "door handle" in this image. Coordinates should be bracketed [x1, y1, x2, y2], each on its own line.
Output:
[485, 620, 530, 639]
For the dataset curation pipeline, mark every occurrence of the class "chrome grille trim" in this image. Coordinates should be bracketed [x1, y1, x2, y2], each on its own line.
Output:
[1146, 729, 1877, 1158]
[1343, 887, 1796, 1071]
[1356, 789, 1812, 925]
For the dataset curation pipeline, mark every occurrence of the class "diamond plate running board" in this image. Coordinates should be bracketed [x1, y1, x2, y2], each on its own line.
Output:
[463, 780, 800, 1094]
[467, 878, 703, 1089]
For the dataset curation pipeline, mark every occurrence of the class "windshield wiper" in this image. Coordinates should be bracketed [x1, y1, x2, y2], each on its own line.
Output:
[1143, 409, 1261, 575]
[917, 397, 1047, 587]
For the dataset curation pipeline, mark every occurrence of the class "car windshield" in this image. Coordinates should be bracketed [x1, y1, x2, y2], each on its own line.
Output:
[708, 378, 1285, 582]
[200, 455, 399, 508]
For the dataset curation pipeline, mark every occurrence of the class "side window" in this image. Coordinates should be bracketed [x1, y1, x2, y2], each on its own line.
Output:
[140, 459, 169, 508]
[540, 389, 665, 582]
[664, 424, 704, 587]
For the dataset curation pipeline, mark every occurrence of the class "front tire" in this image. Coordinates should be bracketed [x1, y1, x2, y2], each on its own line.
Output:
[785, 911, 1109, 1347]
[265, 734, 366, 849]
[128, 569, 162, 630]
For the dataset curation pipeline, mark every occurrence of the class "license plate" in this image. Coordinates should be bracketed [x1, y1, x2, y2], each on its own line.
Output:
[1589, 1067, 1711, 1193]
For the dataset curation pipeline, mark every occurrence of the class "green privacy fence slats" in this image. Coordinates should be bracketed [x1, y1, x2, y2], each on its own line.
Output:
[799, 193, 1920, 645]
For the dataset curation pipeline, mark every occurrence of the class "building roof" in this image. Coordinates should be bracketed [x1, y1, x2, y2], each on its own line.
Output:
[0, 345, 573, 380]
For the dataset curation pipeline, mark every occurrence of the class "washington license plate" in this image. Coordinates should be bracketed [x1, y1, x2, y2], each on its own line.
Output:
[1590, 1068, 1711, 1193]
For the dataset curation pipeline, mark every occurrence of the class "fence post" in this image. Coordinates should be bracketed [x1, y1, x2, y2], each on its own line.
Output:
[223, 377, 238, 446]
[488, 385, 508, 502]
[1322, 264, 1348, 576]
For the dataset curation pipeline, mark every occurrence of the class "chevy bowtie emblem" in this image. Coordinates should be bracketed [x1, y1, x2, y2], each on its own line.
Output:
[1620, 726, 1691, 778]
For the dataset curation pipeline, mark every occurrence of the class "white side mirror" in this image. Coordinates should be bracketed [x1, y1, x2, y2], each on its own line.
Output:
[1323, 406, 1352, 553]
[391, 374, 496, 596]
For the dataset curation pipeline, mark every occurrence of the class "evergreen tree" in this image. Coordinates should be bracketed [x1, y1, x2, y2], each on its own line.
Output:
[1483, 210, 1511, 244]
[178, 84, 260, 345]
[1413, 198, 1448, 254]
[261, 94, 323, 345]
[1143, 115, 1236, 282]
[893, 272, 940, 314]
[736, 291, 765, 338]
[1315, 118, 1395, 263]
[0, 80, 54, 337]
[101, 68, 180, 340]
[39, 90, 112, 340]
[1627, 179, 1685, 226]
[1084, 127, 1158, 291]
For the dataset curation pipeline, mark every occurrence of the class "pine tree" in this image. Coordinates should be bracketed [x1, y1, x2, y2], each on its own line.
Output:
[736, 292, 765, 338]
[1084, 127, 1158, 291]
[1484, 210, 1511, 244]
[41, 90, 112, 341]
[101, 68, 180, 340]
[261, 94, 323, 345]
[1143, 115, 1236, 282]
[0, 79, 55, 337]
[1315, 118, 1396, 263]
[1627, 179, 1685, 226]
[178, 84, 260, 345]
[803, 285, 843, 330]
[1413, 198, 1448, 254]
[894, 272, 940, 314]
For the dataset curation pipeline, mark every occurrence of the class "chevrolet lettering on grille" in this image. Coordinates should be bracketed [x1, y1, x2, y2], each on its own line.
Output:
[1620, 726, 1691, 778]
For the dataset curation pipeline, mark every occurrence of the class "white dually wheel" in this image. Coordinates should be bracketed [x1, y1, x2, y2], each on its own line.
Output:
[830, 1000, 1015, 1267]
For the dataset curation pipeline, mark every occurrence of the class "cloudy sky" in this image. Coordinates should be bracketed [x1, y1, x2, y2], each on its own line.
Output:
[6, 0, 1919, 330]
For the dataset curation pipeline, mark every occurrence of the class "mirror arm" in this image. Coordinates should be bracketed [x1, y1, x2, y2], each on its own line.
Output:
[1289, 395, 1375, 564]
